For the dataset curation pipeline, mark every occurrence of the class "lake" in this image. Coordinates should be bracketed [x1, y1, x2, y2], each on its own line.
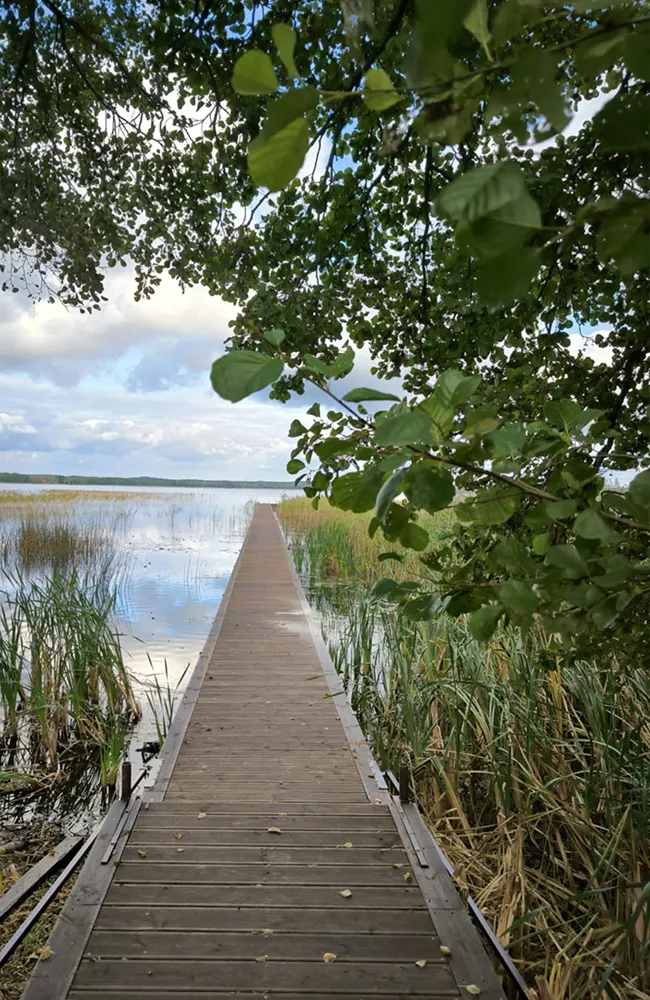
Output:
[0, 485, 296, 830]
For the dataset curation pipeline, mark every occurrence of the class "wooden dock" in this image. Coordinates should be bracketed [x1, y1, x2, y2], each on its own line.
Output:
[23, 504, 506, 1000]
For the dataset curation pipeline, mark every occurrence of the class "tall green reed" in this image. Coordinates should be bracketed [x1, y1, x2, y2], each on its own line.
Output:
[280, 497, 650, 998]
[0, 569, 140, 765]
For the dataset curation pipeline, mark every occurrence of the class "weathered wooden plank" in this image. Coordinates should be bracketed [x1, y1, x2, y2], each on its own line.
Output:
[113, 862, 413, 886]
[129, 829, 400, 847]
[72, 958, 459, 994]
[95, 905, 434, 934]
[120, 845, 407, 865]
[104, 883, 426, 909]
[70, 992, 452, 1000]
[86, 929, 441, 962]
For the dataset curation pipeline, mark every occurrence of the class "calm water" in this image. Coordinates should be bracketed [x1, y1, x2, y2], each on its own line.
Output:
[0, 485, 296, 830]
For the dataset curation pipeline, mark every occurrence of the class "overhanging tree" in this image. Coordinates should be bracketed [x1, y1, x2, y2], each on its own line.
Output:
[2, 0, 650, 646]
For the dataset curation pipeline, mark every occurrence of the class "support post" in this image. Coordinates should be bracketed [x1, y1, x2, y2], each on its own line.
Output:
[399, 762, 411, 803]
[120, 761, 132, 801]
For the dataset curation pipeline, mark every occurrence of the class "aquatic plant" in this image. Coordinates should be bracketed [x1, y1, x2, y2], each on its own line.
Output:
[0, 571, 140, 765]
[144, 657, 190, 746]
[279, 497, 650, 1000]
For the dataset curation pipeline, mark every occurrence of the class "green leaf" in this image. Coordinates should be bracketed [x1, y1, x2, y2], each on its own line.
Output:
[532, 532, 550, 556]
[629, 469, 650, 510]
[476, 247, 540, 307]
[499, 580, 539, 612]
[592, 554, 633, 590]
[288, 419, 307, 437]
[458, 488, 517, 525]
[545, 545, 588, 579]
[597, 202, 650, 275]
[343, 387, 401, 403]
[259, 88, 318, 142]
[437, 162, 529, 223]
[492, 0, 542, 45]
[307, 403, 320, 417]
[624, 29, 650, 81]
[375, 469, 406, 523]
[404, 463, 455, 513]
[304, 347, 355, 380]
[456, 216, 533, 260]
[511, 49, 568, 133]
[400, 522, 429, 551]
[314, 437, 350, 461]
[545, 499, 577, 521]
[575, 509, 620, 543]
[403, 594, 439, 621]
[469, 603, 503, 641]
[210, 351, 283, 402]
[594, 93, 650, 152]
[464, 0, 491, 57]
[374, 409, 431, 446]
[272, 24, 299, 80]
[543, 399, 601, 431]
[232, 50, 279, 95]
[382, 501, 411, 542]
[264, 328, 286, 348]
[378, 551, 404, 563]
[489, 424, 527, 457]
[371, 578, 400, 601]
[434, 370, 481, 408]
[248, 117, 309, 191]
[330, 466, 385, 513]
[363, 68, 400, 112]
[286, 458, 305, 474]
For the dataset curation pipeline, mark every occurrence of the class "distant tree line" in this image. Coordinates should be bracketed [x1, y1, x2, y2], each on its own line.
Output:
[0, 473, 294, 490]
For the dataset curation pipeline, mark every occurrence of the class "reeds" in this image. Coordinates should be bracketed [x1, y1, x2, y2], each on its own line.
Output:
[278, 497, 650, 1000]
[144, 657, 190, 745]
[0, 570, 140, 770]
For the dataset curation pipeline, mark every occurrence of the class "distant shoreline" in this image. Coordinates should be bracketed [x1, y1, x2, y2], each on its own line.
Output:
[0, 473, 295, 490]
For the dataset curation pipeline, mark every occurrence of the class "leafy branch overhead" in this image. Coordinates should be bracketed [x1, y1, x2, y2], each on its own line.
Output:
[212, 340, 650, 642]
[230, 3, 650, 292]
[2, 0, 650, 647]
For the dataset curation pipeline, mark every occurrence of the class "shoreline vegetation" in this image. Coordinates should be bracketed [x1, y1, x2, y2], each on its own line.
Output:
[0, 472, 293, 489]
[277, 497, 650, 1000]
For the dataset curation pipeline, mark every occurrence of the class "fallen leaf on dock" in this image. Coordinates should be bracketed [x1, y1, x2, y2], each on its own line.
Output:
[174, 832, 183, 839]
[339, 889, 352, 898]
[342, 842, 353, 849]
[197, 812, 206, 819]
[262, 928, 274, 935]
[403, 871, 413, 883]
[323, 952, 337, 963]
[465, 988, 481, 996]
[39, 946, 54, 960]
[440, 945, 451, 956]
[415, 960, 427, 968]
[267, 826, 282, 834]
[255, 955, 267, 963]
[138, 851, 147, 858]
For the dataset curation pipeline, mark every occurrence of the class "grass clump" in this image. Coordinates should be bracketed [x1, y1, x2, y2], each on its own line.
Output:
[278, 496, 454, 584]
[278, 496, 650, 1000]
[0, 571, 140, 772]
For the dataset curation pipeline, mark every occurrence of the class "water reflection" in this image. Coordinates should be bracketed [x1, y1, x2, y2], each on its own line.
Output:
[0, 486, 294, 831]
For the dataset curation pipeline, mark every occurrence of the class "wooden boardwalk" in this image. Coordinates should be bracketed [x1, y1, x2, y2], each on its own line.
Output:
[23, 504, 506, 1000]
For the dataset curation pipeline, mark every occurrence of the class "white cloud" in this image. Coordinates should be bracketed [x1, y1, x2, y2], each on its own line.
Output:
[0, 268, 237, 386]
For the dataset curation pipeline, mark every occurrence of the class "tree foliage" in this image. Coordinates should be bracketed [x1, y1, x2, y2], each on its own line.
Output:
[2, 0, 650, 647]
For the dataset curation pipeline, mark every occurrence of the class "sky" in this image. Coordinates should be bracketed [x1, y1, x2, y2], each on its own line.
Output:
[0, 270, 312, 480]
[0, 93, 613, 482]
